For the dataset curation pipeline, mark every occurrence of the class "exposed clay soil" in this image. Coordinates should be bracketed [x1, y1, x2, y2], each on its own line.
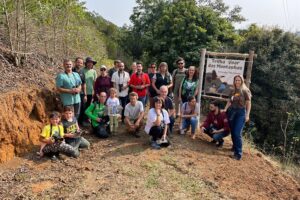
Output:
[0, 123, 299, 200]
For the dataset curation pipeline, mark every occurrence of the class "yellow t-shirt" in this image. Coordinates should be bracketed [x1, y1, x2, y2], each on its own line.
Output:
[40, 125, 64, 139]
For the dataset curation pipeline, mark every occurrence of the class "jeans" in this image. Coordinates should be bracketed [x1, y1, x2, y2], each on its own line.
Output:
[65, 137, 90, 150]
[138, 96, 147, 107]
[181, 117, 198, 134]
[203, 126, 229, 141]
[149, 126, 164, 141]
[227, 107, 246, 159]
[119, 96, 128, 121]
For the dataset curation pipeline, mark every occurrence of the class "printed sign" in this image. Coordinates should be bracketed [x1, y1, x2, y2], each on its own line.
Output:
[204, 58, 245, 96]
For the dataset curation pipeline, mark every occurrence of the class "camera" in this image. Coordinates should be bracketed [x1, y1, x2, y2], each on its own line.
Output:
[118, 84, 123, 92]
[52, 135, 63, 142]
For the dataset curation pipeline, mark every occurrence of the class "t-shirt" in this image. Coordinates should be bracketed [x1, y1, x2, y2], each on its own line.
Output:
[80, 67, 97, 95]
[229, 88, 251, 108]
[85, 102, 106, 127]
[145, 108, 170, 134]
[124, 101, 144, 120]
[106, 97, 121, 115]
[172, 68, 187, 95]
[56, 72, 82, 106]
[129, 72, 151, 98]
[181, 102, 200, 116]
[108, 67, 118, 78]
[111, 71, 130, 97]
[181, 78, 198, 97]
[62, 117, 77, 134]
[40, 124, 64, 139]
[73, 67, 86, 84]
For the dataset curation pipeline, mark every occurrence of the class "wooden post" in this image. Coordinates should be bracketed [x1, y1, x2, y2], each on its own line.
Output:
[197, 49, 206, 122]
[245, 50, 255, 87]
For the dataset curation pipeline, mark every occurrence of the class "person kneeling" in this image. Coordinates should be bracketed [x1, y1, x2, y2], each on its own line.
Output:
[180, 96, 199, 139]
[124, 92, 144, 138]
[200, 100, 230, 147]
[145, 97, 170, 149]
[85, 92, 110, 138]
[39, 112, 79, 160]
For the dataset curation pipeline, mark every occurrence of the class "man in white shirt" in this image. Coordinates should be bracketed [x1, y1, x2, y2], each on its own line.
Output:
[111, 62, 130, 122]
[124, 92, 144, 137]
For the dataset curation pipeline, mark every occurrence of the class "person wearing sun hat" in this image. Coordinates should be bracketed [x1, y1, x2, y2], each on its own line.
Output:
[80, 57, 98, 126]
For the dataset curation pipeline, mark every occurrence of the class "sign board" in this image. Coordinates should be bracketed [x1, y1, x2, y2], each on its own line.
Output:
[204, 58, 245, 96]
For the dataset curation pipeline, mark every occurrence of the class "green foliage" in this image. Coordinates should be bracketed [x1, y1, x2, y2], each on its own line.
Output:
[239, 25, 300, 162]
[121, 0, 241, 70]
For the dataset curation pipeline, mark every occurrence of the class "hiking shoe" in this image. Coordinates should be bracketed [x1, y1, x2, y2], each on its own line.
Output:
[210, 139, 217, 144]
[216, 139, 224, 147]
[51, 155, 58, 162]
[151, 141, 161, 150]
[229, 155, 241, 161]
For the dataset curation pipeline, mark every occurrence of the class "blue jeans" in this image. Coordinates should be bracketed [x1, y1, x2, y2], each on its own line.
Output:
[182, 117, 198, 134]
[203, 126, 229, 141]
[227, 107, 246, 159]
[138, 96, 147, 107]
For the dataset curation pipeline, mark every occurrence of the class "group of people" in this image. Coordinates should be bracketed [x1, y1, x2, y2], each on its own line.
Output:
[39, 56, 251, 161]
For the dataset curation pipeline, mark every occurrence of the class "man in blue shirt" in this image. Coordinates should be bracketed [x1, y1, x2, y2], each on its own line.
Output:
[56, 59, 82, 119]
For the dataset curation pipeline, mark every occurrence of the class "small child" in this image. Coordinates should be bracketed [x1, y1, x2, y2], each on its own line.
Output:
[39, 111, 79, 160]
[62, 106, 90, 150]
[106, 88, 122, 133]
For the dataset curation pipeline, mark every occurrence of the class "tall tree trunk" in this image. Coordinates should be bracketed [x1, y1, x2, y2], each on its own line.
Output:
[22, 0, 28, 57]
[2, 0, 14, 52]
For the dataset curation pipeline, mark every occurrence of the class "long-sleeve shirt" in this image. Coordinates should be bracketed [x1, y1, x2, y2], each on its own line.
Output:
[94, 76, 113, 96]
[201, 111, 230, 133]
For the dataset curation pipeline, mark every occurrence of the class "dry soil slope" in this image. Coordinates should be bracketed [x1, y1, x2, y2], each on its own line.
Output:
[0, 124, 299, 200]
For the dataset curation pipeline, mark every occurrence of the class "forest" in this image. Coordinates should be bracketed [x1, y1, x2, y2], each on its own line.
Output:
[0, 0, 299, 165]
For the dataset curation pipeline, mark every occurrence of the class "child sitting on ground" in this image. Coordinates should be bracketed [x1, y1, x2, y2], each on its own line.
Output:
[62, 106, 90, 151]
[106, 88, 122, 133]
[39, 111, 79, 160]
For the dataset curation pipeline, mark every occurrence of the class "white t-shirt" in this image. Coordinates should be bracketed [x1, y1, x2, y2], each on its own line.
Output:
[106, 97, 120, 115]
[111, 71, 130, 97]
[144, 108, 170, 134]
[124, 101, 144, 120]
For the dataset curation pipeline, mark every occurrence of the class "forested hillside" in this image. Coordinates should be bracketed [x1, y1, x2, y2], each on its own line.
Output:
[0, 0, 126, 67]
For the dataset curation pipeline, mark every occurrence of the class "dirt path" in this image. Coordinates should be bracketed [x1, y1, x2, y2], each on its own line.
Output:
[0, 123, 299, 200]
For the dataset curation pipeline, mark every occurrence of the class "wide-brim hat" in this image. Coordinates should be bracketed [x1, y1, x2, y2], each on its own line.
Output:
[85, 57, 97, 65]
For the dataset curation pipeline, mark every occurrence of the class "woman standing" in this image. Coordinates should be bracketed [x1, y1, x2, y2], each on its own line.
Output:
[179, 66, 199, 103]
[94, 65, 113, 97]
[145, 97, 170, 149]
[152, 62, 173, 97]
[224, 75, 251, 160]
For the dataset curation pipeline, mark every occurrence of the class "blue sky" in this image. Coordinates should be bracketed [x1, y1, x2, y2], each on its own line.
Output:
[83, 0, 300, 32]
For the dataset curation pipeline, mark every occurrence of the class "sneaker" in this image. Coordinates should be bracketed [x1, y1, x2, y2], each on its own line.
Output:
[180, 129, 186, 135]
[151, 141, 161, 150]
[216, 139, 224, 147]
[51, 155, 58, 162]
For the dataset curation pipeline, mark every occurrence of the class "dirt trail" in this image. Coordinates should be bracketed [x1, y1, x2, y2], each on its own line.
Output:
[0, 123, 299, 200]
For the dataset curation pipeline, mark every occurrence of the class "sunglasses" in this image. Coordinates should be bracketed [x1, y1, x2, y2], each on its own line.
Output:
[100, 68, 106, 71]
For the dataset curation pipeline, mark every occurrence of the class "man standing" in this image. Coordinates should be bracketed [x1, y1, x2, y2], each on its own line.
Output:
[201, 101, 230, 147]
[56, 59, 82, 119]
[151, 86, 175, 134]
[172, 57, 187, 117]
[73, 57, 87, 124]
[108, 60, 121, 78]
[129, 62, 150, 107]
[124, 92, 144, 137]
[111, 62, 130, 121]
[80, 57, 97, 125]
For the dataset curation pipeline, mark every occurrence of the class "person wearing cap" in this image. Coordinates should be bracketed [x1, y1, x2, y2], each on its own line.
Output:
[80, 57, 98, 125]
[94, 65, 112, 97]
[111, 62, 130, 122]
